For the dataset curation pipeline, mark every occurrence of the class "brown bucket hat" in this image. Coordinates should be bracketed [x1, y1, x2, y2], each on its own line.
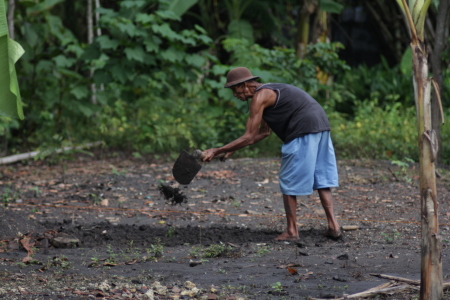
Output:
[224, 67, 259, 88]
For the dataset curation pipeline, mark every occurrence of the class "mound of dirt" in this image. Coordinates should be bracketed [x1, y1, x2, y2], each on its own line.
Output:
[0, 207, 47, 239]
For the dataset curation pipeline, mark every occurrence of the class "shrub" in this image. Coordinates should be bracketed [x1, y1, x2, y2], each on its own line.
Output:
[329, 100, 418, 161]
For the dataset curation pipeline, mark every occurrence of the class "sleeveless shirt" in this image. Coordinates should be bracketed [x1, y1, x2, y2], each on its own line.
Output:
[256, 83, 330, 143]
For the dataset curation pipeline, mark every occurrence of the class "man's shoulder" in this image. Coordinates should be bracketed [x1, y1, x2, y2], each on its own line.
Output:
[254, 86, 278, 107]
[258, 83, 301, 90]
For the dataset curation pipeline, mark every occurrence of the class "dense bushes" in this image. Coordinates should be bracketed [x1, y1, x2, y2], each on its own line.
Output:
[1, 0, 449, 165]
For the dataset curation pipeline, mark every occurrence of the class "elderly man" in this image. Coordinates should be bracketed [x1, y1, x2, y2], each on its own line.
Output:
[202, 67, 341, 241]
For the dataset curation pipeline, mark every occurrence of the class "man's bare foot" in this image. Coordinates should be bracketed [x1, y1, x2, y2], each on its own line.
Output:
[274, 232, 299, 241]
[323, 228, 342, 240]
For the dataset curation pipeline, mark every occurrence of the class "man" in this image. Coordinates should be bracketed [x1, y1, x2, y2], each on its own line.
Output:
[202, 67, 341, 241]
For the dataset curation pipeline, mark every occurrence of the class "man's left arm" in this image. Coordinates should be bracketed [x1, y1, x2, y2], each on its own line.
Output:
[253, 119, 271, 143]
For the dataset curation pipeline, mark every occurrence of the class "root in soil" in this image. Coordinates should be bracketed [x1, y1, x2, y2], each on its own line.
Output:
[158, 184, 187, 205]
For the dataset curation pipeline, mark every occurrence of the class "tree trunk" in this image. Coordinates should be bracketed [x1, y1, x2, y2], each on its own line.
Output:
[430, 0, 450, 165]
[87, 0, 93, 44]
[94, 0, 104, 92]
[295, 0, 316, 58]
[95, 0, 102, 37]
[87, 0, 97, 104]
[7, 0, 14, 39]
[411, 40, 443, 300]
[398, 0, 444, 298]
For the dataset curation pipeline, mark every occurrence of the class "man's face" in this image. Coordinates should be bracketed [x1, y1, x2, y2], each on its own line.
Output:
[231, 83, 247, 101]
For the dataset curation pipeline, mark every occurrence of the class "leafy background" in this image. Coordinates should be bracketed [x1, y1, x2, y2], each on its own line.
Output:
[1, 0, 449, 164]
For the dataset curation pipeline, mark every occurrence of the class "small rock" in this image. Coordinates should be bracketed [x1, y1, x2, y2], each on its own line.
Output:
[151, 282, 167, 296]
[295, 242, 306, 248]
[96, 280, 111, 292]
[184, 281, 196, 290]
[143, 289, 154, 300]
[181, 287, 199, 297]
[333, 276, 347, 282]
[51, 233, 80, 248]
[337, 253, 349, 260]
[189, 260, 203, 267]
[7, 240, 19, 250]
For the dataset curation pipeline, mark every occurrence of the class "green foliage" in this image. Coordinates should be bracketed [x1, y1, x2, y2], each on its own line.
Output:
[441, 68, 450, 106]
[1, 187, 20, 206]
[270, 282, 284, 293]
[381, 231, 400, 244]
[13, 1, 92, 150]
[159, 0, 198, 18]
[335, 57, 414, 114]
[320, 0, 344, 14]
[329, 100, 418, 161]
[189, 242, 232, 259]
[166, 226, 176, 237]
[222, 38, 349, 95]
[146, 238, 164, 260]
[391, 158, 415, 183]
[4, 0, 449, 167]
[440, 109, 450, 165]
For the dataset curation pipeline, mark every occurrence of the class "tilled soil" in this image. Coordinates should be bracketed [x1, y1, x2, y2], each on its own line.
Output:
[1, 153, 450, 299]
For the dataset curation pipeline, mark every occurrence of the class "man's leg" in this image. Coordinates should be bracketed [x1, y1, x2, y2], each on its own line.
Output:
[275, 194, 299, 240]
[318, 188, 341, 238]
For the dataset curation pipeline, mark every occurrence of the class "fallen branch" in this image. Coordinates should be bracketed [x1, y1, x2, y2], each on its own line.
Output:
[0, 141, 103, 165]
[312, 274, 450, 299]
[371, 273, 450, 288]
[309, 283, 413, 300]
[370, 273, 420, 285]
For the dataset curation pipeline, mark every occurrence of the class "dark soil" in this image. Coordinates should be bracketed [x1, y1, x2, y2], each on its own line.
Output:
[1, 153, 450, 299]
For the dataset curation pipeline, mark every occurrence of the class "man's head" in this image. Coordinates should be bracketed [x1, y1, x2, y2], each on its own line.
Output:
[225, 67, 260, 101]
[224, 67, 259, 88]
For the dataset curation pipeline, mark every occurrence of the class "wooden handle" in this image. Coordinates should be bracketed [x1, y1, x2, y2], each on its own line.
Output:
[192, 150, 227, 160]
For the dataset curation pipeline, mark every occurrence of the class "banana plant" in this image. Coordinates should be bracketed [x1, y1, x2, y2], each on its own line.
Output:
[396, 0, 444, 299]
[0, 0, 24, 120]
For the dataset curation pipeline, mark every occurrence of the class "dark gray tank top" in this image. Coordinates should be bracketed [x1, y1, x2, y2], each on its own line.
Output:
[256, 83, 330, 143]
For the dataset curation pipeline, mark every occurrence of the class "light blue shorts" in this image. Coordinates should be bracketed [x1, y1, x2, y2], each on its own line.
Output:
[279, 131, 339, 195]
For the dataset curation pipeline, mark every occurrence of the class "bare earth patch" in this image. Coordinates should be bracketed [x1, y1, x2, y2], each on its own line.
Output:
[1, 154, 450, 299]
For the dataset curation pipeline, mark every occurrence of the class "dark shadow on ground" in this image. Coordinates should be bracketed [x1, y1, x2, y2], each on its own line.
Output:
[42, 222, 343, 248]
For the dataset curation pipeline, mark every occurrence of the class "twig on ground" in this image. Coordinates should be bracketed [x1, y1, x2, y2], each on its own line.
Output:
[309, 281, 415, 300]
[0, 141, 103, 165]
[371, 273, 450, 288]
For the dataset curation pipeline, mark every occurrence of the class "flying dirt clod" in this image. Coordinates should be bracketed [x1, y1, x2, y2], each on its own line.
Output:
[158, 184, 187, 205]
